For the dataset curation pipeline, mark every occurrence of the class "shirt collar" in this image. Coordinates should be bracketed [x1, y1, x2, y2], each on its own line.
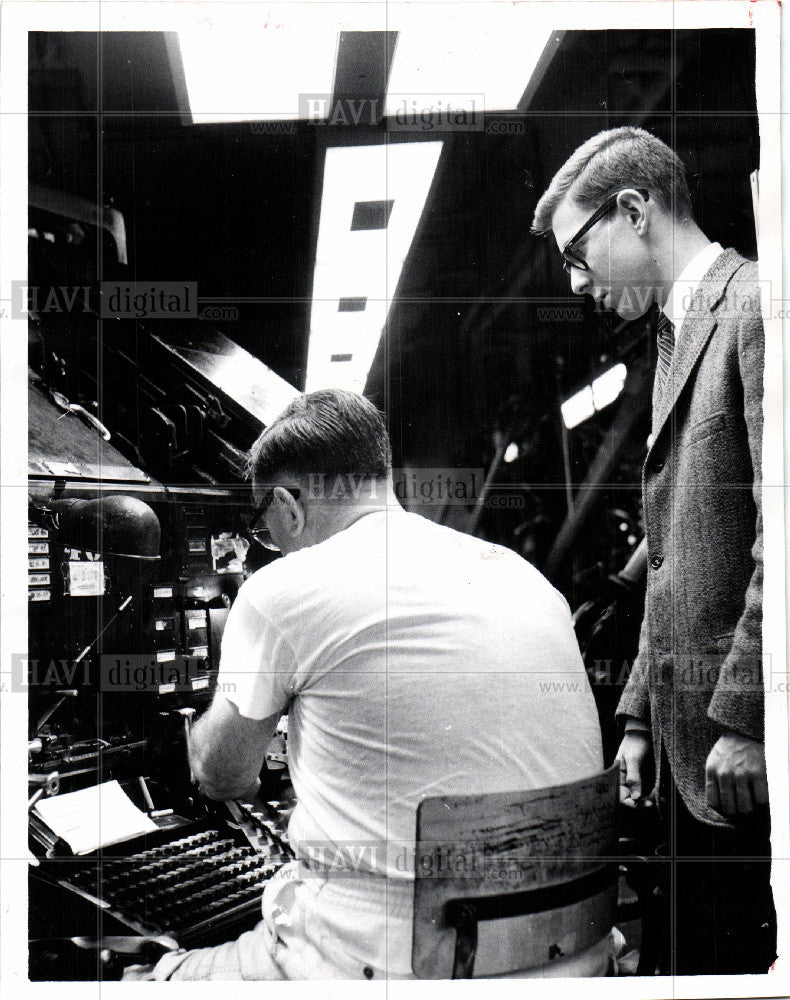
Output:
[661, 241, 724, 333]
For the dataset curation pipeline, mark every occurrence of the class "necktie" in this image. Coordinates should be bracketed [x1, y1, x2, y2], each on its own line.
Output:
[656, 311, 675, 389]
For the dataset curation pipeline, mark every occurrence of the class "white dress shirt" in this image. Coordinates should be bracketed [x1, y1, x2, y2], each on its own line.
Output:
[661, 240, 724, 341]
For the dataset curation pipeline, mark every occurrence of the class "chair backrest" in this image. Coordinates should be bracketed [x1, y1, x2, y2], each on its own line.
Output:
[412, 765, 618, 979]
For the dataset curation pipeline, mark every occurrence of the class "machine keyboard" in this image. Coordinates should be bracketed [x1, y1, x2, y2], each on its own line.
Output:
[65, 821, 289, 946]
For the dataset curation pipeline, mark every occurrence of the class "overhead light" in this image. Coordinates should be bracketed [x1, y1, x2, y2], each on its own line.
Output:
[306, 142, 443, 393]
[561, 386, 595, 430]
[561, 364, 628, 430]
[591, 363, 627, 410]
[385, 23, 552, 115]
[175, 26, 336, 123]
[503, 443, 520, 464]
[171, 7, 554, 124]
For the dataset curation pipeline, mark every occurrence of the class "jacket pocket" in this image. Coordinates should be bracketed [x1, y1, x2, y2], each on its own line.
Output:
[686, 411, 727, 446]
[709, 631, 735, 654]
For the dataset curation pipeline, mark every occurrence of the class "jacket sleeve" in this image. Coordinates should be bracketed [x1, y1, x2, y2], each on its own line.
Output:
[707, 303, 765, 740]
[616, 609, 652, 724]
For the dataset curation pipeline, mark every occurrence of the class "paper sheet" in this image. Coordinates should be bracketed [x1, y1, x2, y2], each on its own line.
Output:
[33, 780, 157, 855]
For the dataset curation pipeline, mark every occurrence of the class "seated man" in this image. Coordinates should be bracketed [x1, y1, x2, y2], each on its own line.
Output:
[130, 388, 607, 980]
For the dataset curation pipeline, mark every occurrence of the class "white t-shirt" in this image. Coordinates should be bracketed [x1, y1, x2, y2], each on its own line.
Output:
[218, 506, 603, 879]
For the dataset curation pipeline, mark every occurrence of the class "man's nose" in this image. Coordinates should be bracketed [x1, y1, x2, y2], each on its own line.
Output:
[569, 267, 591, 296]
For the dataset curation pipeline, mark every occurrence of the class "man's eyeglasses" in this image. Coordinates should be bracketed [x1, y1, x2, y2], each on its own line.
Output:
[246, 487, 301, 544]
[561, 188, 649, 273]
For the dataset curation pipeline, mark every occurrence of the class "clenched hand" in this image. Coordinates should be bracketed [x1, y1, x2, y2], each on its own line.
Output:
[705, 730, 768, 816]
[616, 730, 653, 807]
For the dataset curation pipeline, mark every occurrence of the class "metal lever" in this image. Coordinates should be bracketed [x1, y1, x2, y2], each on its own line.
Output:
[70, 934, 179, 955]
[35, 689, 78, 734]
[47, 388, 111, 441]
[28, 771, 60, 811]
[174, 707, 197, 782]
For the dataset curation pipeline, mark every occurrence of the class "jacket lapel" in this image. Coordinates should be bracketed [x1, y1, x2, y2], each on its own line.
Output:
[648, 249, 746, 450]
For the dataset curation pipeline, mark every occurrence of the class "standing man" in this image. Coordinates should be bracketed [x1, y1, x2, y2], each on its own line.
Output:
[531, 126, 774, 975]
[128, 388, 607, 980]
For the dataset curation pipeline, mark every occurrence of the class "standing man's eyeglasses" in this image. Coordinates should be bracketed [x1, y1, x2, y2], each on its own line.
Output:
[246, 487, 301, 544]
[561, 188, 649, 272]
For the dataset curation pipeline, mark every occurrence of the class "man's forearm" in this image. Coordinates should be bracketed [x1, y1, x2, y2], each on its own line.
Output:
[193, 771, 261, 802]
[188, 695, 277, 801]
[189, 718, 256, 796]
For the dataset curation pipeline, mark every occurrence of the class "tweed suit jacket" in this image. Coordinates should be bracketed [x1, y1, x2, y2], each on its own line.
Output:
[616, 248, 764, 827]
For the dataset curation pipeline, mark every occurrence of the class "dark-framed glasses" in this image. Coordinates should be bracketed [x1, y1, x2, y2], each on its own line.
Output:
[561, 188, 649, 273]
[246, 487, 301, 544]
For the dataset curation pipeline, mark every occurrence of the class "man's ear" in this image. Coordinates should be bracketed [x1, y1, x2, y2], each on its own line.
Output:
[617, 189, 648, 233]
[274, 486, 305, 538]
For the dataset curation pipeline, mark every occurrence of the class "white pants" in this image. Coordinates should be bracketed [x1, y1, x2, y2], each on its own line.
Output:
[132, 861, 616, 981]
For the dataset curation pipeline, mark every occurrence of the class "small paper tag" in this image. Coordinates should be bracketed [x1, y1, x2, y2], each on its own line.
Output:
[44, 461, 81, 477]
[67, 560, 106, 597]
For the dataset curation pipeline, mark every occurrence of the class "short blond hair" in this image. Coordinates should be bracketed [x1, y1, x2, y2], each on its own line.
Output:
[531, 127, 692, 234]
